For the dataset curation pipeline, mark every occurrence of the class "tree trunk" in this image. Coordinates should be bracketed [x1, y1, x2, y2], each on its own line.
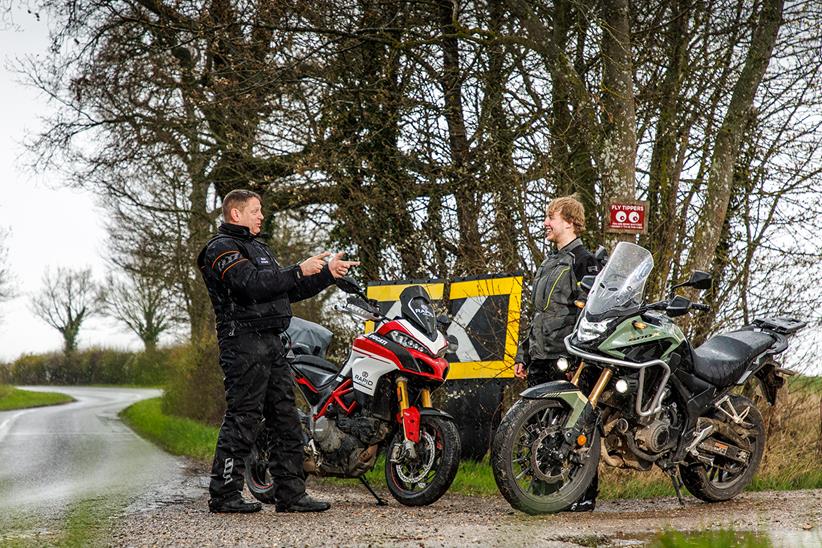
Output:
[439, 0, 482, 274]
[686, 0, 784, 272]
[600, 0, 638, 248]
[644, 0, 690, 299]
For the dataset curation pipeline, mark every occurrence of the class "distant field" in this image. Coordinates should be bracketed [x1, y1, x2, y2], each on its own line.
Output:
[0, 385, 74, 411]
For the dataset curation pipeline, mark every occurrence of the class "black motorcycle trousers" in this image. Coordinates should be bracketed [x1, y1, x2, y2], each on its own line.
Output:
[209, 331, 305, 504]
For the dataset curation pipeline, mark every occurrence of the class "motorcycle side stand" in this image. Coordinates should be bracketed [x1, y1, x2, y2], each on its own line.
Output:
[668, 472, 685, 506]
[359, 476, 388, 506]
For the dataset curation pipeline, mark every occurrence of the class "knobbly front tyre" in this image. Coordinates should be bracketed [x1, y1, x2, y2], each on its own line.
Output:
[491, 398, 600, 515]
[679, 395, 765, 502]
[384, 416, 461, 506]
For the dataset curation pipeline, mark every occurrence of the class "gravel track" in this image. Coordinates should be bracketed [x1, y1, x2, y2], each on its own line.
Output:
[113, 466, 821, 547]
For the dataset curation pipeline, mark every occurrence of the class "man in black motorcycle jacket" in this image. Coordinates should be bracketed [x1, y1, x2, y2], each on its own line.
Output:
[514, 195, 600, 511]
[198, 189, 359, 514]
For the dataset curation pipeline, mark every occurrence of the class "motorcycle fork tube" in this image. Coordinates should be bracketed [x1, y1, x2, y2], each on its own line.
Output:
[397, 377, 410, 411]
[396, 376, 421, 443]
[420, 388, 432, 408]
[587, 368, 613, 408]
[571, 361, 586, 386]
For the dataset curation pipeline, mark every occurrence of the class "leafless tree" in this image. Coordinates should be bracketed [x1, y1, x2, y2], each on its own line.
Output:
[0, 228, 15, 311]
[99, 271, 178, 352]
[30, 267, 98, 354]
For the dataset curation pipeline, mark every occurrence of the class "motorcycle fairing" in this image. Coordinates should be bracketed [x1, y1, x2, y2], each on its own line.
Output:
[377, 318, 448, 357]
[347, 339, 400, 396]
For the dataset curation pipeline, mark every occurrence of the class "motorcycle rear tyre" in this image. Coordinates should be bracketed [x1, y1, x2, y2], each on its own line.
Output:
[679, 395, 765, 502]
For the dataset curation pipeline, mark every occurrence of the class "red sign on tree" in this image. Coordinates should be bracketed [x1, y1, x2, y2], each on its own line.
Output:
[606, 201, 648, 234]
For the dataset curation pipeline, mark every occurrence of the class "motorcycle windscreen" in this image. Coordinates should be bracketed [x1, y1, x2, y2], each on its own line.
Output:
[586, 242, 654, 317]
[399, 285, 438, 341]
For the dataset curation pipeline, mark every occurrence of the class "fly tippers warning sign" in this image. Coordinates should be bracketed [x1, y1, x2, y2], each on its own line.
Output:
[366, 274, 523, 379]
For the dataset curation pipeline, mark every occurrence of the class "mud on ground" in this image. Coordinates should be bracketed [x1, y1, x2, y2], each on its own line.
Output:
[112, 465, 821, 547]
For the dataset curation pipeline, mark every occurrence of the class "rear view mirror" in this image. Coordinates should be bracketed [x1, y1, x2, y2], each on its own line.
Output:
[594, 246, 609, 268]
[666, 295, 691, 317]
[447, 334, 459, 353]
[335, 275, 364, 295]
[669, 270, 712, 297]
[685, 271, 712, 291]
[436, 314, 452, 329]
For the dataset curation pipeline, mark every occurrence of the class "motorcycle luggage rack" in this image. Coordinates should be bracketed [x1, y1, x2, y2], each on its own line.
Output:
[564, 335, 670, 418]
[751, 317, 806, 335]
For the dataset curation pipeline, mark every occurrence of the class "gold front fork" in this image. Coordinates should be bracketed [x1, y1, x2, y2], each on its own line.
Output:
[571, 361, 586, 386]
[588, 368, 613, 408]
[396, 377, 410, 411]
[420, 388, 432, 408]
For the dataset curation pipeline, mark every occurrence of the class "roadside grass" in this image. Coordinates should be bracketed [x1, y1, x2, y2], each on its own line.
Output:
[650, 529, 772, 548]
[0, 384, 74, 411]
[0, 496, 118, 548]
[122, 375, 821, 500]
[119, 398, 217, 462]
[59, 497, 119, 547]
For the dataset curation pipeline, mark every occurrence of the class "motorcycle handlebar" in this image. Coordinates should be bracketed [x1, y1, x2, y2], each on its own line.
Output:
[691, 303, 711, 312]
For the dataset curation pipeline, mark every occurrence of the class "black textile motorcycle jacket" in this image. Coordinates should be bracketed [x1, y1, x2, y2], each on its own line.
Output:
[197, 223, 334, 336]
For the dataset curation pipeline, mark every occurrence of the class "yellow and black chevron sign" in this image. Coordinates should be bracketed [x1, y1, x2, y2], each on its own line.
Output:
[365, 274, 523, 379]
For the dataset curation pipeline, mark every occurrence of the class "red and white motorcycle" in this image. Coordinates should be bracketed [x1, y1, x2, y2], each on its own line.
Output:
[245, 276, 461, 506]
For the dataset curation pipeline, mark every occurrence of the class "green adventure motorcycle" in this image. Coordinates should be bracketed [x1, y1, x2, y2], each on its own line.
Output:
[491, 242, 805, 514]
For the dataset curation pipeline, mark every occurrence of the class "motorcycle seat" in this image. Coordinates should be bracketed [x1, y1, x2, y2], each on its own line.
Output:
[691, 330, 775, 387]
[292, 355, 339, 389]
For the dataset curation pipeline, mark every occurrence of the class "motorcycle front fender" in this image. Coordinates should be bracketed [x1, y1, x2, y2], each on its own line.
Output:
[419, 408, 456, 422]
[521, 380, 592, 431]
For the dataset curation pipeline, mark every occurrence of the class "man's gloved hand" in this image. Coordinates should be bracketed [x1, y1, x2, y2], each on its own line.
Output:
[328, 252, 360, 278]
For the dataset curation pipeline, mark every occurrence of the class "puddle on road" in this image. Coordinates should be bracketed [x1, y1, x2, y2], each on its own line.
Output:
[608, 527, 822, 547]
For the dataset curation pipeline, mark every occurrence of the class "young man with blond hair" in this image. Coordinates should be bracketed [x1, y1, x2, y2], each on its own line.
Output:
[514, 194, 600, 511]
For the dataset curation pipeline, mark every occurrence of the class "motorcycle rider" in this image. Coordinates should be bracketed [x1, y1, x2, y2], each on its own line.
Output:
[198, 189, 359, 514]
[513, 195, 600, 511]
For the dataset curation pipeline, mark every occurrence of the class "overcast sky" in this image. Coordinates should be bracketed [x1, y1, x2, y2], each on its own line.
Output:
[0, 7, 143, 361]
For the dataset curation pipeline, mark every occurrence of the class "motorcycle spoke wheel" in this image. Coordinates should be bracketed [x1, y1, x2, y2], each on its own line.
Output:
[511, 404, 572, 496]
[679, 395, 765, 503]
[491, 398, 600, 515]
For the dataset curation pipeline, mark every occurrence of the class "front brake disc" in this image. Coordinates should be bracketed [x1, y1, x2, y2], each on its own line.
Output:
[529, 428, 567, 484]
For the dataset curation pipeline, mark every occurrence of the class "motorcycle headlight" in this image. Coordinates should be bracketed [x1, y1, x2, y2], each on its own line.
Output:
[577, 317, 611, 342]
[387, 330, 429, 355]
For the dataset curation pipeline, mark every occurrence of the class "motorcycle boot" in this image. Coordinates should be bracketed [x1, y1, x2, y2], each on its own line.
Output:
[208, 495, 263, 514]
[275, 493, 331, 513]
[565, 472, 598, 512]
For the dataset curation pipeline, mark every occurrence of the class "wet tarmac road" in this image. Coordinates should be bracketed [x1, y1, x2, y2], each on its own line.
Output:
[0, 386, 195, 542]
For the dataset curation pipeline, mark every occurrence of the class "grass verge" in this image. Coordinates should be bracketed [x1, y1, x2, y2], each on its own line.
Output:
[0, 385, 74, 411]
[119, 397, 217, 462]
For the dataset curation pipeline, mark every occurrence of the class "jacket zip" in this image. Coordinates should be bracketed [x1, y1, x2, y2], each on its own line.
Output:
[543, 267, 570, 311]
